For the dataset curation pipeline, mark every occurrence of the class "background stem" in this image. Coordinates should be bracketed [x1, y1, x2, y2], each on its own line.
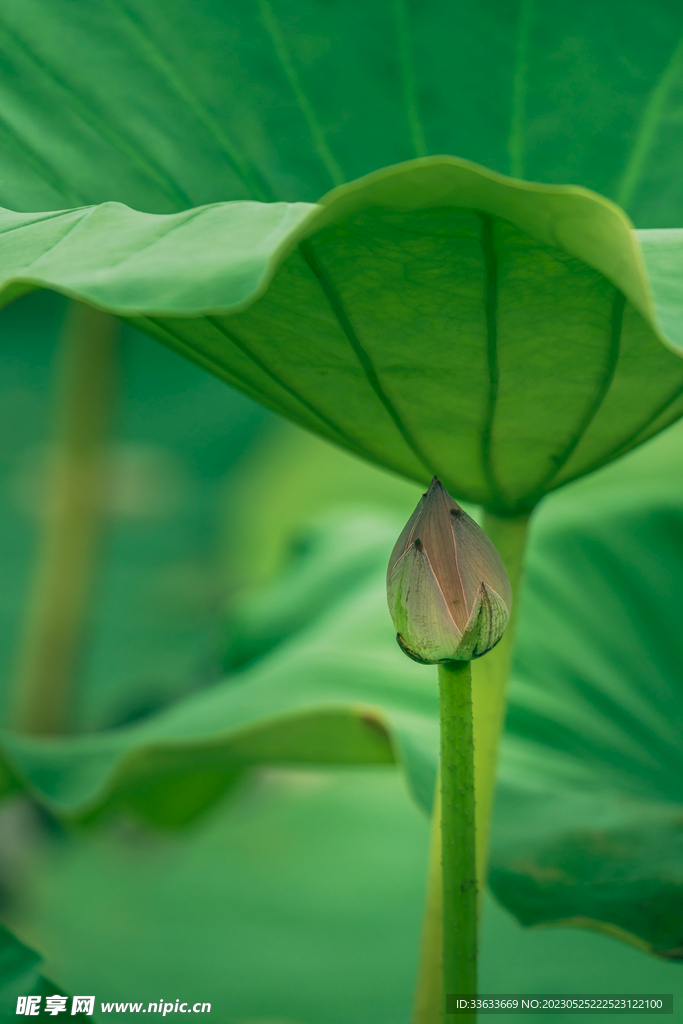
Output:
[411, 511, 530, 1023]
[10, 302, 119, 735]
[412, 779, 443, 1023]
[439, 660, 476, 1021]
[471, 511, 529, 881]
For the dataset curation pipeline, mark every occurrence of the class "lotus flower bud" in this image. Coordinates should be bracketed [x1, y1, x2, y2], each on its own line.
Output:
[387, 477, 512, 664]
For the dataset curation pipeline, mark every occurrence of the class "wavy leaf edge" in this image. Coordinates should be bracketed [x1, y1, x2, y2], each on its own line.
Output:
[0, 155, 676, 354]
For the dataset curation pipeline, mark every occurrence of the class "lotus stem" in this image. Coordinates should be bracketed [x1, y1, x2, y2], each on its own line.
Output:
[411, 511, 530, 1023]
[439, 659, 477, 1020]
[9, 301, 119, 734]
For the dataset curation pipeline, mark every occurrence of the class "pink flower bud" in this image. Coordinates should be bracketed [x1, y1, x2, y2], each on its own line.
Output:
[387, 477, 512, 663]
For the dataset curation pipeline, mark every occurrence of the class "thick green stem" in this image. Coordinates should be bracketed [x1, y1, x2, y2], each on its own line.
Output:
[439, 660, 477, 1021]
[411, 511, 530, 1023]
[10, 302, 119, 735]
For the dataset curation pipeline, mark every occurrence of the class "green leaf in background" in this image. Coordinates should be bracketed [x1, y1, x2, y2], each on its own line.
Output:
[0, 0, 682, 228]
[0, 924, 77, 1021]
[3, 419, 683, 958]
[0, 924, 43, 1009]
[491, 458, 683, 959]
[13, 771, 429, 1024]
[0, 511, 435, 825]
[2, 160, 683, 511]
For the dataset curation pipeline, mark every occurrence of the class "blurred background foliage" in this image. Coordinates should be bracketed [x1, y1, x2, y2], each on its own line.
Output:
[0, 293, 683, 1020]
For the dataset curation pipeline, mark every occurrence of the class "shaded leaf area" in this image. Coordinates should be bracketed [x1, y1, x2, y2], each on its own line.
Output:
[1, 0, 683, 228]
[3, 160, 683, 512]
[491, 474, 683, 958]
[0, 924, 80, 1020]
[3, 423, 683, 956]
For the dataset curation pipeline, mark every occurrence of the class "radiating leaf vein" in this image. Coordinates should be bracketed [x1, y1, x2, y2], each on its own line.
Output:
[299, 238, 437, 481]
[0, 111, 85, 208]
[554, 377, 683, 492]
[85, 205, 213, 275]
[507, 0, 533, 180]
[617, 31, 683, 211]
[256, 0, 345, 189]
[143, 315, 280, 409]
[0, 19, 192, 210]
[0, 209, 81, 238]
[394, 0, 427, 159]
[105, 0, 277, 202]
[477, 212, 507, 508]
[527, 288, 625, 502]
[204, 315, 394, 463]
[16, 209, 95, 272]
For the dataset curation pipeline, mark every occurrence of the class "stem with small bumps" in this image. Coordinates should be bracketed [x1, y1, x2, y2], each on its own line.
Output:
[438, 659, 477, 1022]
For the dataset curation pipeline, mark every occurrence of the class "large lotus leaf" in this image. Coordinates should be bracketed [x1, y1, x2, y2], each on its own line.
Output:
[490, 467, 683, 959]
[2, 160, 683, 511]
[0, 0, 682, 229]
